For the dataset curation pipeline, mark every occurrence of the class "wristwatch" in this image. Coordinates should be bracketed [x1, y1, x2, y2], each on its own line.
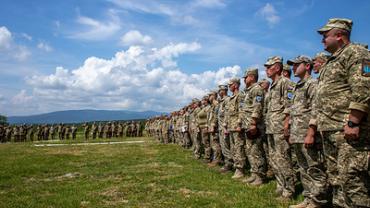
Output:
[347, 120, 360, 128]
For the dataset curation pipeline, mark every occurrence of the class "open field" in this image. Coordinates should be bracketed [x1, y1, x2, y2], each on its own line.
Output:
[0, 135, 302, 208]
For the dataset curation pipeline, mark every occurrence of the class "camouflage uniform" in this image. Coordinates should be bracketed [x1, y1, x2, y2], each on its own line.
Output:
[312, 18, 370, 207]
[287, 55, 329, 207]
[197, 97, 209, 159]
[200, 100, 212, 162]
[190, 101, 202, 159]
[265, 56, 296, 197]
[208, 91, 222, 164]
[240, 68, 267, 182]
[218, 87, 232, 170]
[225, 78, 246, 177]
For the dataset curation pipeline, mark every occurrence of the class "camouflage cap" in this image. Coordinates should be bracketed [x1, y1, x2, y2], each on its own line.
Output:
[192, 98, 200, 103]
[313, 52, 329, 61]
[202, 95, 209, 100]
[283, 64, 291, 72]
[218, 84, 228, 91]
[287, 55, 313, 65]
[208, 90, 218, 96]
[258, 78, 270, 85]
[317, 18, 353, 34]
[264, 56, 283, 66]
[242, 67, 258, 78]
[228, 77, 240, 85]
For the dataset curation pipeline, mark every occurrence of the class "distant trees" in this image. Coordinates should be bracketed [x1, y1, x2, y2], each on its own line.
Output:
[0, 115, 7, 125]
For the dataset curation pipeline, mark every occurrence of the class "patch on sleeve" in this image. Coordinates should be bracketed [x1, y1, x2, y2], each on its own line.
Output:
[362, 59, 370, 77]
[256, 96, 262, 103]
[287, 90, 294, 100]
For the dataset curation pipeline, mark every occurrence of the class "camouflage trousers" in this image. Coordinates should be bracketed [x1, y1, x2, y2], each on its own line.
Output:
[183, 131, 192, 148]
[320, 131, 370, 208]
[201, 129, 211, 161]
[192, 130, 203, 159]
[219, 129, 233, 168]
[230, 131, 246, 170]
[245, 135, 267, 177]
[267, 134, 295, 195]
[292, 143, 329, 206]
[210, 132, 222, 163]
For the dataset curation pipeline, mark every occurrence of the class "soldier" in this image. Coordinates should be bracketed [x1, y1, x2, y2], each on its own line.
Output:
[183, 107, 192, 148]
[92, 122, 98, 139]
[264, 56, 296, 199]
[240, 68, 267, 186]
[312, 52, 329, 75]
[207, 90, 222, 166]
[65, 125, 71, 140]
[98, 123, 103, 138]
[57, 123, 63, 140]
[13, 125, 19, 142]
[50, 125, 55, 140]
[196, 96, 210, 160]
[71, 125, 77, 140]
[190, 99, 202, 159]
[305, 18, 370, 207]
[225, 77, 246, 180]
[0, 124, 4, 143]
[19, 124, 26, 142]
[5, 125, 12, 142]
[83, 123, 90, 140]
[201, 95, 212, 163]
[218, 85, 233, 173]
[282, 64, 292, 79]
[61, 124, 66, 140]
[43, 125, 49, 140]
[286, 55, 328, 208]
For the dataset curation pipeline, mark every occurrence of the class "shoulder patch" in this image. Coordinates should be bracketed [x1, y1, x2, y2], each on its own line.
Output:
[287, 90, 294, 100]
[256, 96, 262, 103]
[362, 59, 370, 77]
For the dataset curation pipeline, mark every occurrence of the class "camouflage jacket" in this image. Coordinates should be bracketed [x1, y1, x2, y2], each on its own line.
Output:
[189, 108, 200, 132]
[217, 96, 229, 132]
[265, 76, 295, 134]
[314, 43, 370, 132]
[207, 100, 219, 131]
[289, 76, 317, 143]
[240, 83, 265, 129]
[197, 105, 209, 129]
[225, 91, 244, 132]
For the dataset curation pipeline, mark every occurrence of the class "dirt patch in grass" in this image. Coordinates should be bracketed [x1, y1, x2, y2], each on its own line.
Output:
[99, 186, 129, 206]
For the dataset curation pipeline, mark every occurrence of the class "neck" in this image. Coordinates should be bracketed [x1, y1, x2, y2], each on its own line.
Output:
[271, 74, 280, 82]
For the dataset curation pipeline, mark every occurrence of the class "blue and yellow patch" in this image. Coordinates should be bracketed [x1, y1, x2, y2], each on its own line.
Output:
[362, 59, 370, 77]
[287, 91, 294, 100]
[256, 96, 262, 103]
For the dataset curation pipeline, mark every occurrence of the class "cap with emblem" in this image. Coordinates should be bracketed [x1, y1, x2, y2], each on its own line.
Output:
[202, 95, 209, 100]
[242, 67, 258, 78]
[313, 52, 329, 61]
[283, 64, 291, 72]
[208, 90, 218, 96]
[192, 98, 200, 103]
[228, 77, 240, 85]
[258, 78, 270, 85]
[264, 56, 283, 66]
[317, 18, 353, 34]
[287, 55, 313, 66]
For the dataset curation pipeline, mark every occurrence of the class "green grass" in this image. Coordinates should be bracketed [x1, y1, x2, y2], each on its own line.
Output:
[0, 134, 302, 208]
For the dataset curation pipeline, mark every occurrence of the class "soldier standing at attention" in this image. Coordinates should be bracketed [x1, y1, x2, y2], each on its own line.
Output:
[287, 55, 328, 208]
[264, 56, 296, 199]
[305, 18, 370, 207]
[207, 90, 222, 166]
[282, 64, 292, 79]
[225, 77, 246, 180]
[312, 52, 329, 75]
[218, 85, 233, 173]
[71, 125, 77, 140]
[190, 99, 202, 159]
[84, 122, 90, 140]
[196, 96, 209, 160]
[240, 68, 267, 186]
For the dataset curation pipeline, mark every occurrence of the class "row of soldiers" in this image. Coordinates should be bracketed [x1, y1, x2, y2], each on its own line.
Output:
[146, 18, 370, 208]
[0, 121, 143, 142]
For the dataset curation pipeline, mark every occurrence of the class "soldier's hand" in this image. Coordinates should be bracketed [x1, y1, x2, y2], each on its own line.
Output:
[304, 128, 315, 148]
[283, 127, 290, 139]
[236, 126, 241, 132]
[248, 125, 257, 136]
[344, 125, 360, 140]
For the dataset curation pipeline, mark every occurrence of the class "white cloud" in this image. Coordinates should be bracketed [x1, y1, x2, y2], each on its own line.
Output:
[0, 26, 12, 50]
[120, 30, 152, 46]
[11, 90, 33, 105]
[21, 33, 33, 41]
[0, 26, 31, 61]
[37, 42, 53, 52]
[192, 0, 226, 8]
[24, 42, 240, 113]
[257, 3, 280, 26]
[68, 10, 121, 41]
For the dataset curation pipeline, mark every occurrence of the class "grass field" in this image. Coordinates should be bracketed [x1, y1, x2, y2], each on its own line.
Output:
[0, 134, 302, 208]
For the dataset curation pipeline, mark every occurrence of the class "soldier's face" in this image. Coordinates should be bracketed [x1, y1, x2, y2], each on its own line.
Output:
[293, 63, 305, 78]
[265, 64, 278, 78]
[322, 29, 340, 53]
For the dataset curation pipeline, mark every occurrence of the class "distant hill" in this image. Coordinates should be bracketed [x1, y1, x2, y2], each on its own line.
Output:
[8, 109, 166, 124]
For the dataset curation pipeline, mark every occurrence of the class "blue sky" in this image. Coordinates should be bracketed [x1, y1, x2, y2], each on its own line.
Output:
[0, 0, 369, 116]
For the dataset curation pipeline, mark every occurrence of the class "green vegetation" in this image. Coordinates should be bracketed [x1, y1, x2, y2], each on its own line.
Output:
[0, 115, 7, 125]
[0, 134, 302, 208]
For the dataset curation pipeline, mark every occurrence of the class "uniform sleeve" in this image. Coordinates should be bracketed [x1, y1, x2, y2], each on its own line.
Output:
[347, 47, 370, 113]
[282, 79, 294, 114]
[251, 87, 265, 120]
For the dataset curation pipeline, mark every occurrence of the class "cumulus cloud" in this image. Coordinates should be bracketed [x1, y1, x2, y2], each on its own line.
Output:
[0, 26, 31, 61]
[37, 42, 53, 52]
[120, 30, 152, 46]
[257, 3, 280, 26]
[0, 26, 12, 50]
[68, 10, 121, 41]
[25, 42, 240, 113]
[192, 0, 226, 8]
